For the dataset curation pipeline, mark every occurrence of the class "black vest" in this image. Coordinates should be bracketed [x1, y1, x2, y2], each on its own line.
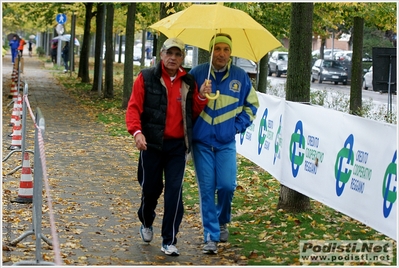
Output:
[141, 63, 195, 152]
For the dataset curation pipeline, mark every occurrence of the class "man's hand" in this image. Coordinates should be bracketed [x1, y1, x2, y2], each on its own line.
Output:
[199, 79, 212, 98]
[134, 133, 147, 151]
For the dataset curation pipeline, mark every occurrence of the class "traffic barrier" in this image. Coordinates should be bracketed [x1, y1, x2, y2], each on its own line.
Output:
[8, 115, 22, 150]
[9, 82, 18, 99]
[16, 94, 23, 116]
[8, 106, 60, 266]
[12, 152, 33, 204]
[8, 106, 21, 136]
[9, 99, 20, 126]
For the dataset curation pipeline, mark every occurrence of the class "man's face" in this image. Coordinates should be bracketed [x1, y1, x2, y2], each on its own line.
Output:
[161, 47, 184, 72]
[211, 43, 231, 70]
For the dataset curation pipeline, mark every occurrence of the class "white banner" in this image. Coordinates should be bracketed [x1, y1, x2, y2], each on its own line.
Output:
[236, 93, 397, 240]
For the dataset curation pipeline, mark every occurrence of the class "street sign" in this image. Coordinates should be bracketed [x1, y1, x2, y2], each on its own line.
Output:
[56, 13, 67, 24]
[55, 24, 64, 35]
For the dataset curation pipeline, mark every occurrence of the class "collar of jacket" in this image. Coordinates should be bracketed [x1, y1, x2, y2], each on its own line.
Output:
[154, 60, 187, 80]
[210, 58, 232, 81]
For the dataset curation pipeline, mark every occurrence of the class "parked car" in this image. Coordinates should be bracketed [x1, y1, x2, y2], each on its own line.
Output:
[234, 57, 257, 75]
[312, 48, 343, 60]
[133, 46, 142, 61]
[363, 66, 373, 90]
[311, 59, 348, 85]
[334, 50, 352, 61]
[268, 51, 288, 77]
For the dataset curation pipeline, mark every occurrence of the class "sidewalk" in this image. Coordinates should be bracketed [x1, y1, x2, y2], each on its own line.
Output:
[2, 53, 244, 265]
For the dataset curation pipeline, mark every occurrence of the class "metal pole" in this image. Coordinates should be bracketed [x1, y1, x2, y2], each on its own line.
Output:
[387, 55, 393, 122]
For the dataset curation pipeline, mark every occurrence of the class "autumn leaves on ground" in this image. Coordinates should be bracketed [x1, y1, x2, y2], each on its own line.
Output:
[2, 57, 397, 266]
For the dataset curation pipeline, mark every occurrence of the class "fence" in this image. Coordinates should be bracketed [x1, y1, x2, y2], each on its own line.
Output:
[3, 57, 62, 265]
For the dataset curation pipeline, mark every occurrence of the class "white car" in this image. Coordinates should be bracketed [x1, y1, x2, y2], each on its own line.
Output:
[363, 66, 373, 90]
[312, 48, 343, 60]
[334, 50, 352, 61]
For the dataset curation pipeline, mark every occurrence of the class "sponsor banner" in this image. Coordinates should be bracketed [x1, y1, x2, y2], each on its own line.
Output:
[236, 93, 397, 240]
[236, 94, 285, 180]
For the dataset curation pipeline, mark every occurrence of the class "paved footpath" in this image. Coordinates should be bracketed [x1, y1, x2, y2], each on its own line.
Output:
[2, 53, 244, 266]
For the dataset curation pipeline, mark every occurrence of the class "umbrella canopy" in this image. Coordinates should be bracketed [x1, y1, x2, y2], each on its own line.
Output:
[52, 34, 80, 46]
[149, 3, 282, 62]
[29, 35, 36, 39]
[7, 33, 20, 41]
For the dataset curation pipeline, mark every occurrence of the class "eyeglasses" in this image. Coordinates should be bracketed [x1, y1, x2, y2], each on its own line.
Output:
[164, 51, 183, 58]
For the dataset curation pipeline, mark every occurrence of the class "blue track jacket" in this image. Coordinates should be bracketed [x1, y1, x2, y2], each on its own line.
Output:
[189, 60, 259, 147]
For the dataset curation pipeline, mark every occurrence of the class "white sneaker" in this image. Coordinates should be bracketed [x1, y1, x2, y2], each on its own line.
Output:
[161, 244, 180, 256]
[139, 225, 153, 243]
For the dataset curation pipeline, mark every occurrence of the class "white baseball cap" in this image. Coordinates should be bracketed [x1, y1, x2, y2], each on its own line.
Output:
[162, 38, 185, 51]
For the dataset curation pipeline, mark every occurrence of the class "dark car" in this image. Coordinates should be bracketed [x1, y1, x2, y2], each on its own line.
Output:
[311, 59, 348, 85]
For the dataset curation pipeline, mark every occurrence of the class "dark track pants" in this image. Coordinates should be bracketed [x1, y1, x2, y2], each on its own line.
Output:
[137, 139, 186, 246]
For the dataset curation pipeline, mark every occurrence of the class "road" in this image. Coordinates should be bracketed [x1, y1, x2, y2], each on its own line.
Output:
[267, 75, 397, 108]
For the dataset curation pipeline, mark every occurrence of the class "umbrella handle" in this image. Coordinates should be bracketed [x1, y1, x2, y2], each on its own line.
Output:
[205, 90, 220, 100]
[204, 78, 220, 100]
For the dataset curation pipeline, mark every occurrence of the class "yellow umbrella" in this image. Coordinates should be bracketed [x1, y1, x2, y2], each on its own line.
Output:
[149, 3, 282, 63]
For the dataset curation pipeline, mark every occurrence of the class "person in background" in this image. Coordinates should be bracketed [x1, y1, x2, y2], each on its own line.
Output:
[51, 42, 58, 63]
[62, 41, 69, 73]
[18, 38, 26, 57]
[189, 33, 259, 254]
[28, 39, 33, 57]
[125, 37, 210, 256]
[9, 35, 19, 64]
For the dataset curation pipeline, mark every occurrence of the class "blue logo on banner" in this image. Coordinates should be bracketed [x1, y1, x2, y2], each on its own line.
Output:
[257, 108, 268, 155]
[289, 120, 305, 178]
[334, 134, 354, 196]
[382, 150, 397, 218]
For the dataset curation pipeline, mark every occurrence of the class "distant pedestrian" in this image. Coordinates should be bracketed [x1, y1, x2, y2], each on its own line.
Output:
[62, 41, 69, 73]
[125, 37, 210, 256]
[51, 42, 58, 63]
[18, 38, 26, 57]
[9, 35, 19, 64]
[28, 40, 33, 57]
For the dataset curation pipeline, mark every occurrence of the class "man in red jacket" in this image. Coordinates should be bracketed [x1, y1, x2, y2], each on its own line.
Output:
[125, 38, 211, 256]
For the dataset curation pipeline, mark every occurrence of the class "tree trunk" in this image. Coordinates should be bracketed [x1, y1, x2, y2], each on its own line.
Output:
[277, 3, 313, 213]
[104, 3, 114, 99]
[122, 3, 136, 109]
[349, 16, 364, 116]
[118, 33, 123, 64]
[91, 3, 105, 92]
[154, 3, 172, 65]
[78, 3, 93, 83]
[277, 184, 311, 212]
[257, 55, 269, 93]
[286, 3, 312, 103]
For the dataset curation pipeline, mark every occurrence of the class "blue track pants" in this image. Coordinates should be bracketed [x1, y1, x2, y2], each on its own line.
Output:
[192, 140, 237, 243]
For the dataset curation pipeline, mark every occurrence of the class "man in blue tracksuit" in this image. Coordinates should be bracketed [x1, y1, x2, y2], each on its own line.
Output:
[9, 35, 19, 64]
[189, 33, 259, 254]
